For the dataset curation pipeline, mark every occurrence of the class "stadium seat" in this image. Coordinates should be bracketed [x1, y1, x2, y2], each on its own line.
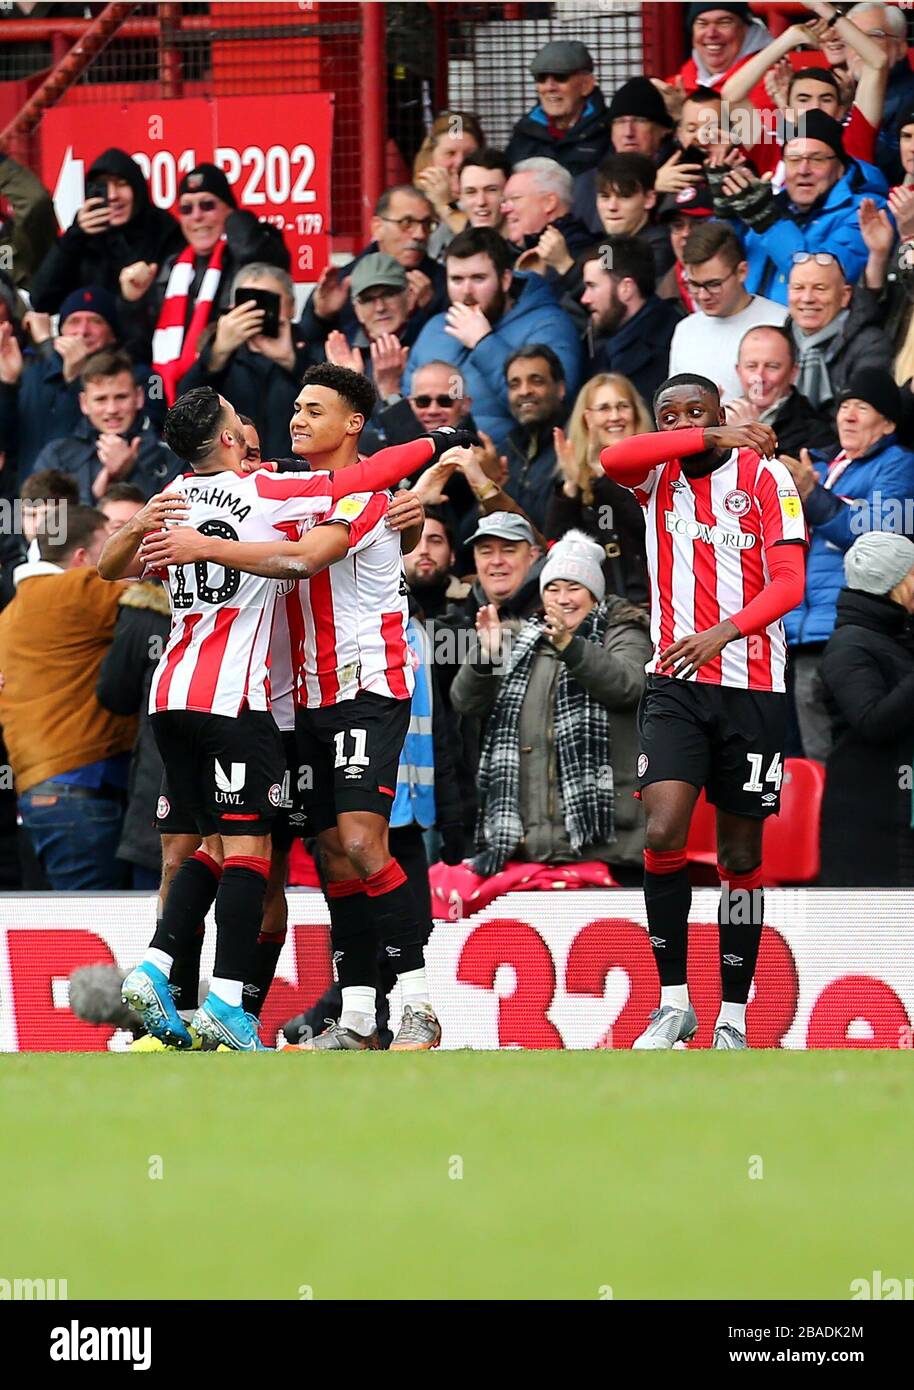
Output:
[761, 758, 826, 886]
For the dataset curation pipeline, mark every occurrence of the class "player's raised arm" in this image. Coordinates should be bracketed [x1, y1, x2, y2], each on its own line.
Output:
[326, 429, 476, 499]
[600, 423, 778, 486]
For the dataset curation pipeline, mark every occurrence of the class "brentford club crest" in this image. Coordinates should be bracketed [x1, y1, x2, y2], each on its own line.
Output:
[156, 795, 170, 820]
[268, 783, 283, 807]
[724, 489, 751, 517]
[637, 754, 649, 778]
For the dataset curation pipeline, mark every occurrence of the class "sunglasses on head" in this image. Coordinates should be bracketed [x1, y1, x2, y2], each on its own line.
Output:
[178, 197, 218, 215]
[792, 252, 840, 267]
[411, 394, 456, 409]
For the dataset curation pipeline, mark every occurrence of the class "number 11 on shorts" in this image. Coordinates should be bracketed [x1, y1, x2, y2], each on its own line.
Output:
[742, 751, 783, 793]
[333, 728, 370, 769]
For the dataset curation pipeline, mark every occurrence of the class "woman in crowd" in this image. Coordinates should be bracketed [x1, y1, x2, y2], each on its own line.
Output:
[820, 531, 914, 886]
[450, 529, 651, 886]
[413, 111, 485, 258]
[545, 372, 651, 605]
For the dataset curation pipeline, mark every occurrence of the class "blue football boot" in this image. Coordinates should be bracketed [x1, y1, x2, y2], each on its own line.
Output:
[121, 962, 194, 1049]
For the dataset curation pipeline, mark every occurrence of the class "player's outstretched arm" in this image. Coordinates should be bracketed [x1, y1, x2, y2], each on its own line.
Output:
[600, 423, 778, 485]
[138, 520, 353, 581]
[97, 490, 190, 579]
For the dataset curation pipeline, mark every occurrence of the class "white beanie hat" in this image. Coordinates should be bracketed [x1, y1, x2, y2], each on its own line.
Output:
[844, 532, 914, 596]
[539, 529, 606, 602]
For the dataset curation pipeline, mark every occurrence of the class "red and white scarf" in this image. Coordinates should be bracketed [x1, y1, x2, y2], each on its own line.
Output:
[152, 237, 227, 405]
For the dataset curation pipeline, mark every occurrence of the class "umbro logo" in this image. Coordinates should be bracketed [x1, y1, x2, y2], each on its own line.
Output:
[649, 936, 666, 948]
[722, 953, 744, 966]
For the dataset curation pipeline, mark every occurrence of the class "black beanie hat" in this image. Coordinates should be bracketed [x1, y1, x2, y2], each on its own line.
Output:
[687, 3, 753, 26]
[177, 162, 237, 208]
[784, 109, 847, 164]
[897, 106, 914, 135]
[607, 77, 674, 130]
[838, 368, 902, 426]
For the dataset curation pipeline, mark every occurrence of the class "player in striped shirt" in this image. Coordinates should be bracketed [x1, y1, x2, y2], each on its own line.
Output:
[600, 373, 807, 1050]
[99, 383, 440, 1050]
[141, 365, 476, 1051]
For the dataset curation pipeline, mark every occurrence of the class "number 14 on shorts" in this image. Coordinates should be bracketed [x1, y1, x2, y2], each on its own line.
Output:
[743, 751, 783, 794]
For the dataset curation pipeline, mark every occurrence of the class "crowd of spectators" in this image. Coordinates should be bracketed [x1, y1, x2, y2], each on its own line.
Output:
[4, 1, 914, 893]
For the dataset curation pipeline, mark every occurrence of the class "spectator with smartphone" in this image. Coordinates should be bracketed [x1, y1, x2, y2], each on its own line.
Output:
[118, 162, 290, 397]
[30, 148, 184, 317]
[177, 263, 319, 459]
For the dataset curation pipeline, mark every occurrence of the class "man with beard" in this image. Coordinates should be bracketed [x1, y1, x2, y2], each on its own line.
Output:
[579, 236, 682, 404]
[404, 507, 466, 619]
[502, 345, 568, 532]
[404, 226, 582, 448]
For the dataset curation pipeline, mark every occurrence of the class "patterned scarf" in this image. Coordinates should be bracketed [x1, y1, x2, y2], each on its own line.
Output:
[472, 603, 614, 876]
[152, 237, 227, 405]
[792, 309, 849, 409]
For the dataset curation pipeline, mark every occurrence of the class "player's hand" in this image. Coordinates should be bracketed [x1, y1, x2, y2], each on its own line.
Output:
[325, 330, 364, 374]
[779, 449, 817, 500]
[312, 264, 351, 320]
[543, 601, 573, 652]
[131, 491, 191, 535]
[704, 422, 777, 457]
[119, 260, 158, 302]
[444, 301, 491, 350]
[97, 432, 141, 478]
[139, 525, 209, 568]
[386, 488, 424, 534]
[658, 620, 740, 680]
[76, 195, 112, 235]
[428, 424, 479, 460]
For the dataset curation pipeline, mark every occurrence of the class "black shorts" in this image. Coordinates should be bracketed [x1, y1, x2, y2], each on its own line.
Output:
[637, 676, 787, 819]
[294, 691, 410, 834]
[270, 730, 314, 853]
[151, 707, 285, 837]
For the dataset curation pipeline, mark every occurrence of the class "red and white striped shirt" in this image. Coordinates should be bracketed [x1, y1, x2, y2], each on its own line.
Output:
[632, 448, 806, 692]
[149, 468, 342, 718]
[291, 490, 413, 708]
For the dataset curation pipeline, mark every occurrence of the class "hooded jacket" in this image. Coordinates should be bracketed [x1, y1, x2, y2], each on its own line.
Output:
[741, 160, 889, 304]
[820, 587, 914, 886]
[404, 273, 583, 448]
[0, 154, 59, 290]
[784, 433, 914, 647]
[30, 148, 186, 313]
[27, 411, 180, 504]
[506, 87, 613, 178]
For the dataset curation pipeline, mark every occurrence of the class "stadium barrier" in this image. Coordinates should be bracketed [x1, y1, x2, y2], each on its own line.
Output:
[1, 890, 911, 1052]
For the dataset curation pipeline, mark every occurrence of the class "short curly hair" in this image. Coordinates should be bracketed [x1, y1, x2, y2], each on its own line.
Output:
[163, 386, 226, 467]
[300, 363, 377, 423]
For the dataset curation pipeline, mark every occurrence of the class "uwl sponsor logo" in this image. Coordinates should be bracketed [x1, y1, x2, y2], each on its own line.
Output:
[0, 1276, 68, 1299]
[50, 1320, 151, 1371]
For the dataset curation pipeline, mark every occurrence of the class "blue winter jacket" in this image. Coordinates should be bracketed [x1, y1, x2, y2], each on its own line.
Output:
[741, 160, 889, 306]
[403, 273, 582, 449]
[785, 433, 914, 647]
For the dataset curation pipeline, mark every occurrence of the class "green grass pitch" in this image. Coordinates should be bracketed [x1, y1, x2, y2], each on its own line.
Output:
[2, 1051, 911, 1300]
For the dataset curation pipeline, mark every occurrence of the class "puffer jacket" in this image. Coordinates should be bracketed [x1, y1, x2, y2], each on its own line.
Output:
[403, 273, 583, 449]
[785, 433, 914, 647]
[506, 88, 612, 178]
[741, 160, 889, 305]
[449, 595, 651, 867]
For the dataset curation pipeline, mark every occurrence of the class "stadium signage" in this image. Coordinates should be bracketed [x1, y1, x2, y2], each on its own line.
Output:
[0, 892, 911, 1051]
[40, 95, 333, 281]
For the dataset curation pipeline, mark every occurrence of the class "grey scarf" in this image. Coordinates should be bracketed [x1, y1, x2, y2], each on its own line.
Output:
[793, 309, 850, 409]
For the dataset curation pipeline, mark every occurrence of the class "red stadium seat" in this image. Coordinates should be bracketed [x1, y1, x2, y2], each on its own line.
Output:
[685, 759, 825, 886]
[761, 758, 826, 886]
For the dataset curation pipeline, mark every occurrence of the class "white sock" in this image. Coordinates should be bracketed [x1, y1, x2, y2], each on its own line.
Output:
[210, 977, 243, 1008]
[717, 1001, 746, 1032]
[660, 984, 690, 1011]
[398, 966, 430, 1008]
[146, 948, 173, 978]
[340, 986, 377, 1036]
